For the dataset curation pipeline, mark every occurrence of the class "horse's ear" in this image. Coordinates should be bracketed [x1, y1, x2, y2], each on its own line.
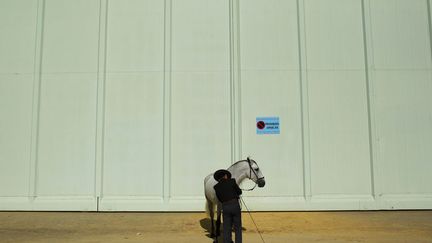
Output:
[247, 156, 251, 163]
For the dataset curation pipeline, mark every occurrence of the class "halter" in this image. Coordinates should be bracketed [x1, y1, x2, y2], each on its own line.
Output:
[240, 157, 265, 191]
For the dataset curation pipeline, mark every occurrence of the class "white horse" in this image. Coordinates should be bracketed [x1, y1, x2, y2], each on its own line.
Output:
[204, 157, 265, 241]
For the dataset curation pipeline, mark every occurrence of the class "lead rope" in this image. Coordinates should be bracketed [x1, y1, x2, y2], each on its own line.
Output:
[240, 196, 266, 243]
[240, 183, 257, 191]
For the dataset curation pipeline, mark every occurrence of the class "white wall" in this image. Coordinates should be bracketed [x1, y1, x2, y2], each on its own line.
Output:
[0, 0, 431, 211]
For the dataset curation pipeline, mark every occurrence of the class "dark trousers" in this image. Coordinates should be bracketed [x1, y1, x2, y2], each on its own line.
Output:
[222, 201, 242, 243]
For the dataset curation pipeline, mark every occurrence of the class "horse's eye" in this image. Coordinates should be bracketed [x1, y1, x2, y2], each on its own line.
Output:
[254, 168, 259, 171]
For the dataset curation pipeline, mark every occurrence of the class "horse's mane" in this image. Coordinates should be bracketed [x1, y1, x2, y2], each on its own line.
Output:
[228, 159, 257, 169]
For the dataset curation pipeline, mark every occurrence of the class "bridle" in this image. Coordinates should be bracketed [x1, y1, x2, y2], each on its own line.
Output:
[241, 157, 265, 191]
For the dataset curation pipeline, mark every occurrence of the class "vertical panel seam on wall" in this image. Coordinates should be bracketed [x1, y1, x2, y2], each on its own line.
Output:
[163, 0, 172, 204]
[229, 0, 242, 162]
[229, 0, 240, 163]
[297, 0, 312, 201]
[229, 0, 235, 163]
[29, 0, 46, 200]
[362, 0, 381, 203]
[232, 0, 243, 161]
[427, 0, 432, 65]
[360, 0, 375, 198]
[235, 0, 242, 161]
[95, 0, 108, 207]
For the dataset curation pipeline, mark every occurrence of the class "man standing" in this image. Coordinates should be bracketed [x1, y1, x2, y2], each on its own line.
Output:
[213, 169, 242, 243]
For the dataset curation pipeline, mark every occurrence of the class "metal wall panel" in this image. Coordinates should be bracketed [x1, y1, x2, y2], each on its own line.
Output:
[239, 0, 304, 200]
[373, 71, 432, 195]
[34, 0, 99, 209]
[0, 0, 431, 211]
[100, 0, 165, 210]
[0, 79, 34, 197]
[0, 0, 38, 198]
[37, 77, 97, 197]
[370, 0, 431, 69]
[0, 0, 38, 74]
[370, 0, 432, 200]
[170, 0, 232, 201]
[103, 75, 164, 196]
[305, 0, 372, 197]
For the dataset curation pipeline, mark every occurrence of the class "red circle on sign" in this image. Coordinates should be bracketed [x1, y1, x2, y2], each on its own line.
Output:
[257, 121, 265, 130]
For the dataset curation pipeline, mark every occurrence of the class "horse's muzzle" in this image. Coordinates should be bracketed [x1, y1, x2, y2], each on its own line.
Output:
[257, 178, 265, 187]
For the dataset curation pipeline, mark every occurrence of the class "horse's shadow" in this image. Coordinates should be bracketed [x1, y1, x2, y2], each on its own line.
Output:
[199, 218, 247, 239]
[199, 218, 216, 238]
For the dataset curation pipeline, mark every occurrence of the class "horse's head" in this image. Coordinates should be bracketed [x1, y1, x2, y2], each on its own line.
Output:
[246, 157, 265, 188]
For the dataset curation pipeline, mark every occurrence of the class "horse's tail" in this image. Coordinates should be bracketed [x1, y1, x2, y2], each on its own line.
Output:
[204, 174, 213, 217]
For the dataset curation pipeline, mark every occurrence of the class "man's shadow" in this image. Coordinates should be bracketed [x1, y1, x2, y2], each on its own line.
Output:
[199, 218, 247, 239]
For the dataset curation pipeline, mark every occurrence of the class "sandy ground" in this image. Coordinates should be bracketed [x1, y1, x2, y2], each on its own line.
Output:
[0, 211, 431, 243]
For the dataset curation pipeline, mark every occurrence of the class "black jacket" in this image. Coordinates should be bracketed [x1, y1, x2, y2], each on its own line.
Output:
[214, 178, 242, 203]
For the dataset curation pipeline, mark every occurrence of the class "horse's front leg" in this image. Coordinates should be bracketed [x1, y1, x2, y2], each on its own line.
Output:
[216, 205, 222, 237]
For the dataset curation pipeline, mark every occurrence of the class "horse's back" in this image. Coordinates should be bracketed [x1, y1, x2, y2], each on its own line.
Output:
[204, 174, 213, 184]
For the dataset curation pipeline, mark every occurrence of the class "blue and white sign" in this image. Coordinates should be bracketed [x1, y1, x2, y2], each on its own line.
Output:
[256, 117, 280, 134]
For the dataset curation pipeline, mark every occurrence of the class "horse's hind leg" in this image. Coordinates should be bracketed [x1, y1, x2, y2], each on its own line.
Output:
[216, 206, 222, 237]
[207, 200, 216, 238]
[213, 211, 219, 243]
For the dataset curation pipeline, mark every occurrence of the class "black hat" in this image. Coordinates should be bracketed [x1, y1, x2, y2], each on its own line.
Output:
[213, 169, 231, 181]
